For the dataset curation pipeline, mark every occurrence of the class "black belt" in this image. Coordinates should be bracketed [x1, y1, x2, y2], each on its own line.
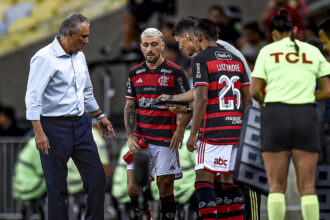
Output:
[41, 115, 82, 122]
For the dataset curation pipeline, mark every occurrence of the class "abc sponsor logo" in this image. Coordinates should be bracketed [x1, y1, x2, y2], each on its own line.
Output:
[214, 157, 228, 166]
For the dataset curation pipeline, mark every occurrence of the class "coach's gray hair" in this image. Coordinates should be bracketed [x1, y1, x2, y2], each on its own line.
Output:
[59, 13, 89, 37]
[141, 28, 163, 40]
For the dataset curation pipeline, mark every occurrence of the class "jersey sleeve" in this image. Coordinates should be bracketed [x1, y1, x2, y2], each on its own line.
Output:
[192, 55, 209, 87]
[125, 72, 136, 100]
[240, 59, 251, 87]
[316, 49, 330, 78]
[174, 69, 190, 94]
[251, 47, 267, 80]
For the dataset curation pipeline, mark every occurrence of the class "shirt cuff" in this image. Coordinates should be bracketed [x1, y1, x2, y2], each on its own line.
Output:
[85, 99, 99, 112]
[26, 109, 41, 120]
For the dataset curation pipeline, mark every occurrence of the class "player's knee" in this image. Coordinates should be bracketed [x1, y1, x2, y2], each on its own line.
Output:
[157, 176, 174, 196]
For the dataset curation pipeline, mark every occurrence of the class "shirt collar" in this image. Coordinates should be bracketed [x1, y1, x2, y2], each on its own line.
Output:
[52, 36, 69, 57]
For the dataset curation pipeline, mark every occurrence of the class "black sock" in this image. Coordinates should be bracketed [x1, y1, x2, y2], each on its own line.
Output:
[160, 194, 176, 220]
[195, 181, 217, 219]
[214, 178, 228, 220]
[222, 183, 244, 220]
[129, 196, 152, 220]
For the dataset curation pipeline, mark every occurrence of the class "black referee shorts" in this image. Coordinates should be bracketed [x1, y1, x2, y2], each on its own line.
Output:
[261, 102, 320, 152]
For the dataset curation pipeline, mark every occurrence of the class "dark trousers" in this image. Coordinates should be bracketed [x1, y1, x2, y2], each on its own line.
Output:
[40, 115, 105, 220]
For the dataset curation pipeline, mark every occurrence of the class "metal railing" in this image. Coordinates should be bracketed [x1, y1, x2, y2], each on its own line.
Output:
[0, 134, 127, 219]
[0, 137, 29, 219]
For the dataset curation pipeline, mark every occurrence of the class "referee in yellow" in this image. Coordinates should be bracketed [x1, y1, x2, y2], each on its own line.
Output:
[250, 9, 330, 220]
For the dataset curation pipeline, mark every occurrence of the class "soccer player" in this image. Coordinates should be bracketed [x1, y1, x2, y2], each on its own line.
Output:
[124, 27, 191, 220]
[166, 18, 251, 220]
[160, 16, 259, 220]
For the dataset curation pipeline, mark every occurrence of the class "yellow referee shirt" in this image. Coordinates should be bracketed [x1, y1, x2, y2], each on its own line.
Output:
[252, 37, 330, 104]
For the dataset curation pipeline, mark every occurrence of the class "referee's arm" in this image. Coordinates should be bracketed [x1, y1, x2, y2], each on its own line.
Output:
[315, 76, 330, 100]
[249, 77, 265, 105]
[242, 86, 252, 113]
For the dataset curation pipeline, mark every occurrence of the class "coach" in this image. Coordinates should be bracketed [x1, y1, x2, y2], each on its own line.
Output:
[25, 13, 115, 220]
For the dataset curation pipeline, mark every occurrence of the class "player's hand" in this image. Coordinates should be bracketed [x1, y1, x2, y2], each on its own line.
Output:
[34, 129, 50, 154]
[98, 117, 116, 139]
[157, 94, 170, 101]
[186, 134, 197, 152]
[127, 134, 140, 154]
[170, 127, 184, 152]
[168, 104, 188, 113]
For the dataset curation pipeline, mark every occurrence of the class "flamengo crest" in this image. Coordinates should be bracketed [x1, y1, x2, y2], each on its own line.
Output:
[158, 75, 169, 86]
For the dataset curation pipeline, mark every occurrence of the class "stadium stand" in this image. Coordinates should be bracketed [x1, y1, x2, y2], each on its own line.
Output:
[0, 0, 126, 55]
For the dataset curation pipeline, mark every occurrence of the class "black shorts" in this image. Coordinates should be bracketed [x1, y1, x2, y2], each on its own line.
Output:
[261, 102, 320, 152]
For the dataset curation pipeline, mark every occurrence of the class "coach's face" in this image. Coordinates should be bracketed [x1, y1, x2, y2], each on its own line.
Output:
[69, 22, 89, 53]
[140, 36, 164, 64]
[174, 33, 197, 56]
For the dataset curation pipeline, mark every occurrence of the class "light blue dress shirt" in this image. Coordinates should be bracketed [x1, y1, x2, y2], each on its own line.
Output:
[25, 37, 99, 120]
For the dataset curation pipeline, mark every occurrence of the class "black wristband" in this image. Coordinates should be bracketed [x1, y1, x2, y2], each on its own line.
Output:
[94, 112, 103, 118]
[169, 95, 173, 100]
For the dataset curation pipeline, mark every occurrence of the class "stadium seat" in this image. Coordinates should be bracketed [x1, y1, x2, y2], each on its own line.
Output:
[0, 22, 8, 35]
[8, 17, 37, 34]
[5, 2, 35, 25]
[57, 0, 90, 14]
[1, 0, 14, 4]
[30, 1, 61, 22]
[0, 3, 11, 21]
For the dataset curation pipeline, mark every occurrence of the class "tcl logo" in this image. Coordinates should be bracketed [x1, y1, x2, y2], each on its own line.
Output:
[270, 52, 312, 64]
[214, 157, 228, 166]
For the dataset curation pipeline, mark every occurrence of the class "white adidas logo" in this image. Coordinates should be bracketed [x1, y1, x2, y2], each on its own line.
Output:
[136, 78, 143, 83]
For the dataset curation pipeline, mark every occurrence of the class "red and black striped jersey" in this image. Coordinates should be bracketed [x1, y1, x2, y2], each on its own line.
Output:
[126, 60, 190, 147]
[192, 45, 250, 145]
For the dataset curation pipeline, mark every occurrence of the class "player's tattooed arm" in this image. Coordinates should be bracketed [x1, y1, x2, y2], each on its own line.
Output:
[124, 100, 136, 137]
[124, 100, 140, 153]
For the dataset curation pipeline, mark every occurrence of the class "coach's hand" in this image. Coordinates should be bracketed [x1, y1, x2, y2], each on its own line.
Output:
[186, 134, 197, 152]
[170, 127, 184, 152]
[98, 117, 116, 139]
[128, 134, 140, 154]
[35, 129, 50, 154]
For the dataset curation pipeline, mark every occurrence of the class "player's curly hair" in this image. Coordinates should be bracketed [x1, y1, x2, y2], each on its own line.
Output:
[193, 18, 218, 41]
[270, 9, 299, 54]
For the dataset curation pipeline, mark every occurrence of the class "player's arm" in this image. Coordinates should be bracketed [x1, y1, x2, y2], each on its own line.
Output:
[249, 77, 265, 105]
[158, 89, 195, 102]
[187, 85, 208, 152]
[170, 112, 192, 152]
[170, 68, 193, 151]
[315, 76, 330, 100]
[124, 100, 140, 154]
